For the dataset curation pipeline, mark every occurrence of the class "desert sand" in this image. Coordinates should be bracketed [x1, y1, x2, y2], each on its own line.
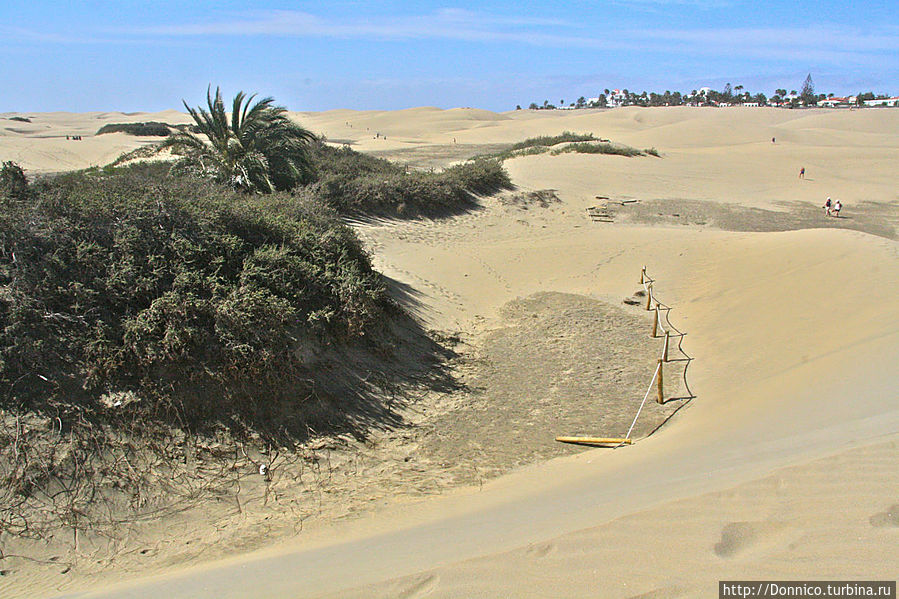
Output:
[2, 106, 897, 598]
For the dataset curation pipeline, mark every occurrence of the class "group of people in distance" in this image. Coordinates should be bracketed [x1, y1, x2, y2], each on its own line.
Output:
[800, 167, 844, 218]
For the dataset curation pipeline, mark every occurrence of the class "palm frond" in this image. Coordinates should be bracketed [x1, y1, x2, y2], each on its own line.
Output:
[173, 86, 316, 193]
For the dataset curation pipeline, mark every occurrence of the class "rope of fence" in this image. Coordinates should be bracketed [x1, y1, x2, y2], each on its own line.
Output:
[632, 265, 696, 435]
[556, 267, 695, 448]
[620, 360, 662, 446]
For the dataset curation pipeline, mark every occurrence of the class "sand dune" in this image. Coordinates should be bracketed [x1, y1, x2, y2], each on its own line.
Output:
[0, 110, 192, 173]
[2, 106, 897, 598]
[51, 222, 898, 599]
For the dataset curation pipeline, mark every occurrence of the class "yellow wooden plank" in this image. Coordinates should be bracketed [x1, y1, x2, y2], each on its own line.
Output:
[555, 436, 632, 445]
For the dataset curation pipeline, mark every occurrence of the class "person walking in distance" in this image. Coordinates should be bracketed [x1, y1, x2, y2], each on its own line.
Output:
[823, 197, 832, 216]
[799, 166, 805, 179]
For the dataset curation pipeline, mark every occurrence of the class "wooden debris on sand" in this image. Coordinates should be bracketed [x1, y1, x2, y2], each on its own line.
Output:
[588, 197, 641, 223]
[587, 205, 614, 222]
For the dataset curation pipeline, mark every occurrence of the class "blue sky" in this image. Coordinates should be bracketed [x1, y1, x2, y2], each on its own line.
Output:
[2, 1, 897, 112]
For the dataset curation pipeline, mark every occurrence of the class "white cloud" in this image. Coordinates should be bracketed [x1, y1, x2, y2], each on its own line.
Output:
[137, 9, 578, 41]
[131, 9, 899, 62]
[5, 9, 897, 69]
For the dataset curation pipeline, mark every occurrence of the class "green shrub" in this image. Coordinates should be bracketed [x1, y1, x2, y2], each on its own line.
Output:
[507, 131, 597, 151]
[550, 142, 644, 157]
[0, 161, 29, 200]
[96, 122, 176, 136]
[109, 143, 167, 166]
[476, 132, 598, 161]
[307, 141, 512, 217]
[0, 162, 391, 435]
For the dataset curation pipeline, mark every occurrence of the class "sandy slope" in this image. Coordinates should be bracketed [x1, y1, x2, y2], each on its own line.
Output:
[0, 110, 190, 172]
[2, 106, 897, 598]
[58, 226, 898, 599]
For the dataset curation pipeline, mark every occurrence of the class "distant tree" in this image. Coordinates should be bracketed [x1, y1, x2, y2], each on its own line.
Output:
[790, 90, 798, 96]
[543, 100, 549, 108]
[856, 92, 875, 105]
[165, 86, 315, 193]
[604, 88, 610, 96]
[775, 88, 787, 98]
[597, 94, 607, 107]
[754, 93, 768, 105]
[516, 104, 522, 110]
[576, 96, 586, 108]
[529, 102, 539, 110]
[800, 74, 816, 105]
[723, 83, 733, 101]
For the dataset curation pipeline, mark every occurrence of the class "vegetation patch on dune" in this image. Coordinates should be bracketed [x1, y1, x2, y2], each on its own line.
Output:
[0, 161, 426, 438]
[478, 131, 598, 161]
[108, 139, 513, 218]
[96, 122, 192, 136]
[550, 141, 646, 157]
[108, 142, 169, 166]
[308, 140, 512, 217]
[476, 132, 658, 161]
[98, 86, 514, 218]
[0, 88, 516, 554]
[0, 158, 461, 553]
[507, 131, 598, 151]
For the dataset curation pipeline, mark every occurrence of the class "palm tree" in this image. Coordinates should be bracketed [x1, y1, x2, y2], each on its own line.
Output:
[165, 86, 316, 193]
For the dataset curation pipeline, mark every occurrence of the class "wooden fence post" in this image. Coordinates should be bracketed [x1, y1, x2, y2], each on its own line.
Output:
[651, 304, 659, 337]
[663, 331, 670, 362]
[645, 283, 653, 310]
[640, 265, 646, 284]
[656, 359, 664, 404]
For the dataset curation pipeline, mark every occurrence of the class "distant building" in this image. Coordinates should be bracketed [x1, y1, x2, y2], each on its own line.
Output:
[818, 97, 852, 108]
[864, 97, 899, 107]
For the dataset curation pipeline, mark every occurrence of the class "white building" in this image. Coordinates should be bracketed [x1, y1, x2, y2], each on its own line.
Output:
[818, 97, 852, 108]
[864, 97, 899, 107]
